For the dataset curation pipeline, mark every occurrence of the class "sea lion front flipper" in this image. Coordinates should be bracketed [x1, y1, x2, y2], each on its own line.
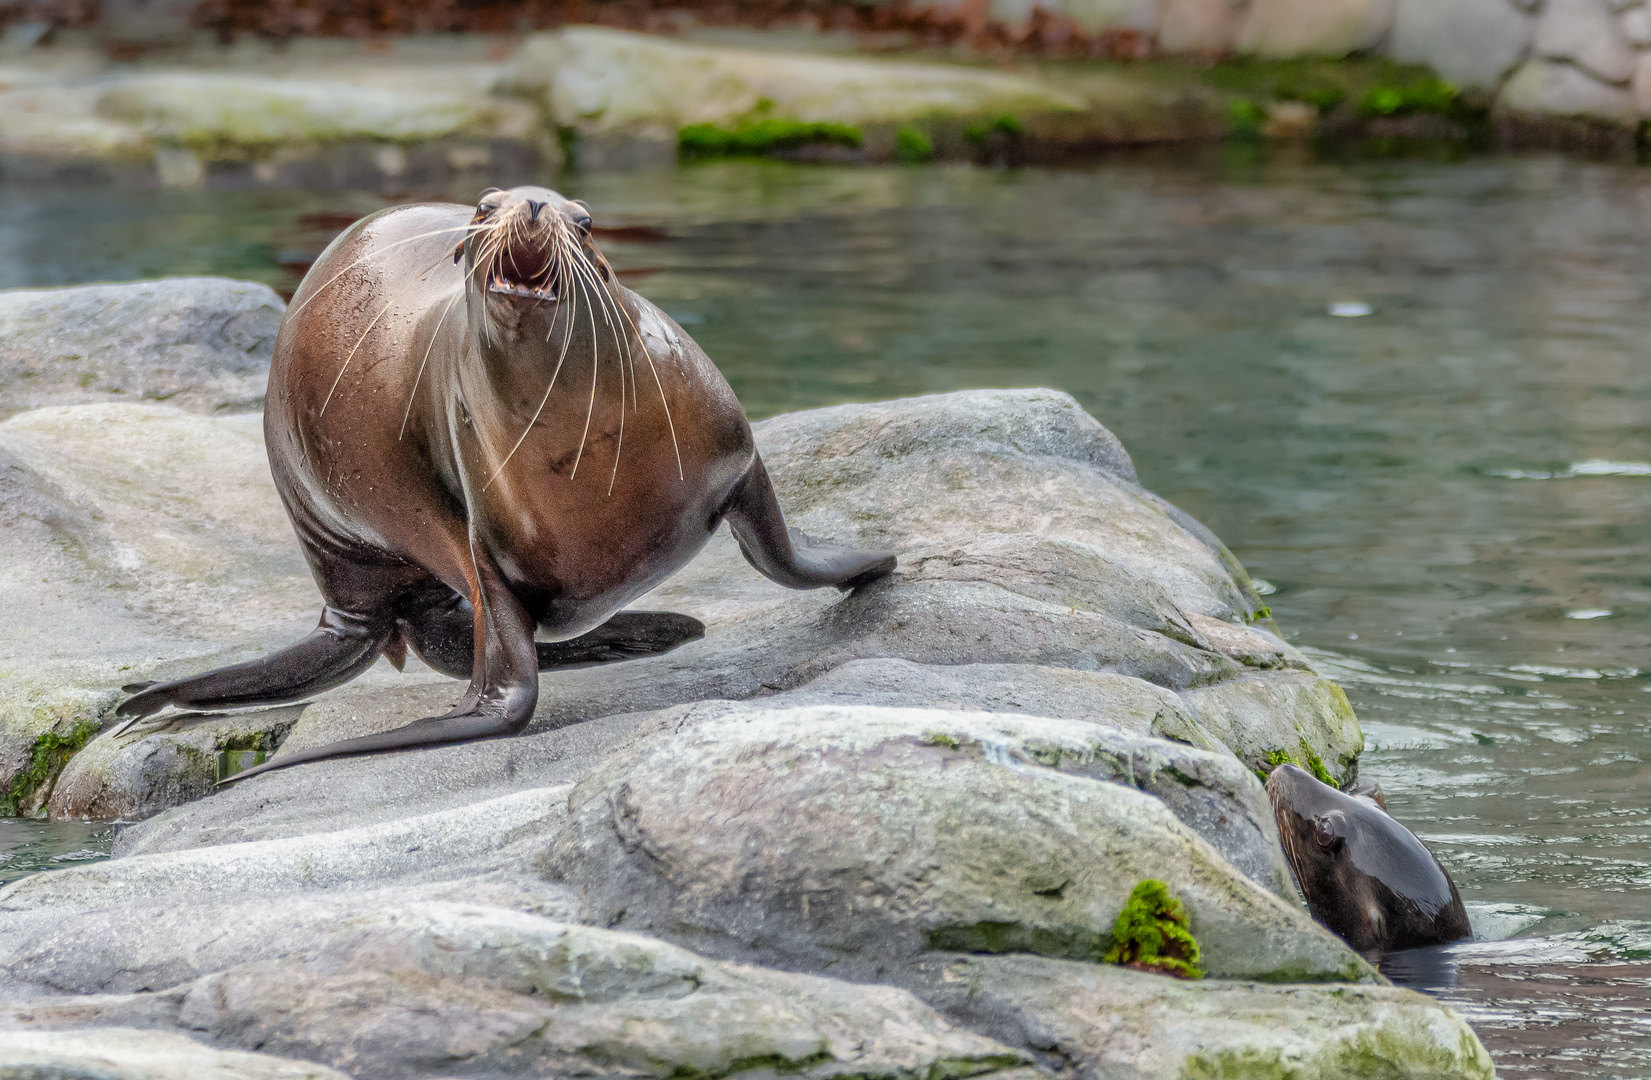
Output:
[724, 453, 897, 591]
[111, 607, 392, 736]
[535, 611, 705, 669]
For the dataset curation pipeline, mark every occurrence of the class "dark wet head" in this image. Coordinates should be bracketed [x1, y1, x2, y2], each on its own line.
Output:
[461, 186, 598, 304]
[1266, 763, 1470, 952]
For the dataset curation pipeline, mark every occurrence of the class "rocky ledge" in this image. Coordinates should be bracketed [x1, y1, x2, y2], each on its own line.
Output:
[0, 278, 1491, 1077]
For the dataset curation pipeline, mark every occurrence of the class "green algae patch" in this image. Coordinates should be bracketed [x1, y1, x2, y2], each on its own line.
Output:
[1103, 879, 1203, 979]
[2, 720, 99, 817]
[679, 118, 862, 159]
[1359, 76, 1460, 119]
[896, 125, 934, 163]
[1257, 744, 1335, 786]
[1228, 98, 1268, 140]
[964, 113, 1023, 143]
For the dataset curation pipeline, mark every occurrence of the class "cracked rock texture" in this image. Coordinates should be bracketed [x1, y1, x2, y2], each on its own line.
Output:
[0, 366, 1487, 1076]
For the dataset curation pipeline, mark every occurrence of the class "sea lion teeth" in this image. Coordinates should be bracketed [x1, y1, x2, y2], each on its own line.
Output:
[488, 280, 557, 300]
[114, 184, 896, 781]
[1266, 763, 1472, 954]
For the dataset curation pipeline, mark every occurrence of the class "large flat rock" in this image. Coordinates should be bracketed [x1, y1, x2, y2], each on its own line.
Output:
[549, 703, 1361, 982]
[0, 903, 1037, 1080]
[0, 388, 1493, 1078]
[912, 953, 1496, 1080]
[518, 27, 1086, 137]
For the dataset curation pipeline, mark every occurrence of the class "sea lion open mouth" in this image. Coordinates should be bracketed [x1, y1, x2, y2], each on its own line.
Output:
[463, 188, 593, 304]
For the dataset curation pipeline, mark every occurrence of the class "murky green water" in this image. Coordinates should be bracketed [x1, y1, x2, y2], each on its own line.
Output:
[10, 149, 1651, 1072]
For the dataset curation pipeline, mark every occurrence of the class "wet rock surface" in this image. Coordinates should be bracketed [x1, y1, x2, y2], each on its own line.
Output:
[0, 387, 1490, 1076]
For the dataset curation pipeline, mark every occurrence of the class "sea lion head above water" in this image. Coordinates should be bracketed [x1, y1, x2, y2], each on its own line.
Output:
[1267, 763, 1472, 953]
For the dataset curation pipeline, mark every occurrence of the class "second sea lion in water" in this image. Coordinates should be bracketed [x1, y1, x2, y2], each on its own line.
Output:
[114, 186, 896, 780]
[1267, 763, 1471, 952]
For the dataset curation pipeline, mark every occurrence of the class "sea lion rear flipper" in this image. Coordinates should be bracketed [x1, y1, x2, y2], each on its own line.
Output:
[222, 551, 542, 785]
[111, 607, 392, 736]
[724, 454, 897, 591]
[536, 611, 705, 669]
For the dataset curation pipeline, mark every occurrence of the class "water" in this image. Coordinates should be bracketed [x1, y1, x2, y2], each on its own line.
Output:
[10, 149, 1651, 1072]
[0, 818, 115, 886]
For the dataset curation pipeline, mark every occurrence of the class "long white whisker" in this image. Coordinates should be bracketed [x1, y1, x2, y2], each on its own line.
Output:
[581, 257, 683, 482]
[561, 251, 634, 496]
[484, 233, 582, 490]
[401, 289, 463, 440]
[290, 224, 488, 317]
[568, 264, 603, 481]
[320, 296, 395, 417]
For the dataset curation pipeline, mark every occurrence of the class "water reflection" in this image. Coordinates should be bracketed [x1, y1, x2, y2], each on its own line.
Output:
[6, 150, 1651, 1073]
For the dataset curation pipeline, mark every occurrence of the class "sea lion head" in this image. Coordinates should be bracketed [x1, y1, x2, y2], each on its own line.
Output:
[458, 185, 621, 344]
[1266, 763, 1471, 953]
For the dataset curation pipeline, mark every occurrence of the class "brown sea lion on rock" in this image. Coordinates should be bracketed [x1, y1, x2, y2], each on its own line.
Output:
[1267, 763, 1472, 953]
[115, 186, 896, 780]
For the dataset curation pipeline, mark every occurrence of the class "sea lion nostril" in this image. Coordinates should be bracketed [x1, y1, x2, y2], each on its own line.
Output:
[526, 199, 547, 221]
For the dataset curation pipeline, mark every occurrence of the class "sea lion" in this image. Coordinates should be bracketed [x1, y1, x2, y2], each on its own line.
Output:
[114, 185, 896, 780]
[1266, 763, 1471, 952]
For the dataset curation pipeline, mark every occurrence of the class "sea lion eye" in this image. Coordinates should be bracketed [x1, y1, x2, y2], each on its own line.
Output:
[569, 201, 593, 234]
[1314, 816, 1339, 850]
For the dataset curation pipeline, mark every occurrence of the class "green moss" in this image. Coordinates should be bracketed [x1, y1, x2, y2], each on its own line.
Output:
[1358, 76, 1458, 118]
[895, 125, 934, 164]
[1228, 98, 1267, 141]
[1297, 744, 1336, 786]
[1258, 745, 1340, 787]
[964, 114, 1023, 142]
[2, 720, 99, 817]
[1103, 879, 1203, 979]
[921, 730, 962, 750]
[679, 118, 862, 160]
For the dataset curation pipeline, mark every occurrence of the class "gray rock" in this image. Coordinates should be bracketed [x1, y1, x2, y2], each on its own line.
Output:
[1534, 0, 1639, 84]
[0, 786, 568, 912]
[0, 404, 318, 815]
[1623, 3, 1651, 45]
[908, 953, 1496, 1080]
[48, 706, 303, 820]
[0, 874, 575, 999]
[67, 387, 1325, 826]
[0, 1028, 352, 1080]
[518, 26, 1084, 137]
[768, 658, 1226, 752]
[759, 684, 1287, 894]
[4, 903, 1036, 1080]
[1183, 671, 1364, 786]
[549, 703, 1374, 982]
[1497, 57, 1641, 122]
[0, 279, 283, 418]
[1184, 613, 1308, 671]
[1636, 51, 1651, 114]
[0, 384, 1494, 1075]
[1237, 0, 1397, 58]
[1158, 0, 1248, 52]
[1389, 0, 1534, 91]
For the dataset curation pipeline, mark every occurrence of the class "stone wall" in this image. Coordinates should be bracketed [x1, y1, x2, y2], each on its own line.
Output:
[6, 0, 1650, 152]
